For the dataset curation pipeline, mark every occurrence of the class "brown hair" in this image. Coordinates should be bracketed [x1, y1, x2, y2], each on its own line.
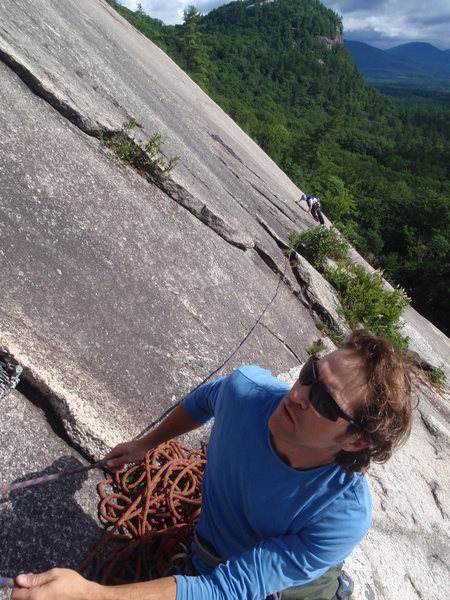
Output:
[334, 329, 413, 474]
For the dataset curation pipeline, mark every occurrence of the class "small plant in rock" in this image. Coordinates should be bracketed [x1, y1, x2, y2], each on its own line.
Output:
[324, 262, 410, 349]
[313, 320, 346, 348]
[307, 342, 323, 356]
[327, 324, 346, 347]
[314, 319, 327, 332]
[143, 133, 179, 174]
[429, 366, 445, 385]
[102, 117, 179, 181]
[289, 227, 349, 269]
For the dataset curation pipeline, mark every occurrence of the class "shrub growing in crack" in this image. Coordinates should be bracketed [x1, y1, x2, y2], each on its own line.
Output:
[290, 227, 409, 349]
[327, 323, 346, 347]
[429, 366, 445, 385]
[307, 341, 323, 356]
[289, 227, 349, 269]
[314, 319, 327, 332]
[324, 262, 410, 350]
[98, 117, 179, 182]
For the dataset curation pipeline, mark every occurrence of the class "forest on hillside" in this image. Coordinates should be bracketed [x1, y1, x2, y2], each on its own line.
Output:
[107, 0, 450, 336]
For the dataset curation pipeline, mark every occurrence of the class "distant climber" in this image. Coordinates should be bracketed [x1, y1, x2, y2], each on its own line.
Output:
[299, 194, 325, 226]
[12, 329, 413, 600]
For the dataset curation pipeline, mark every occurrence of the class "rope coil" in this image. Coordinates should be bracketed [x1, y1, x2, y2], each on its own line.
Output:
[79, 440, 206, 584]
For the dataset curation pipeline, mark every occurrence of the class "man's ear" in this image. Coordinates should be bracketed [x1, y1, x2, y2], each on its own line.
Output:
[340, 434, 370, 452]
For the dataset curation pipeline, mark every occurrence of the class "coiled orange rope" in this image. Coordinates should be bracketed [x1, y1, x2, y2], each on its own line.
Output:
[79, 440, 206, 584]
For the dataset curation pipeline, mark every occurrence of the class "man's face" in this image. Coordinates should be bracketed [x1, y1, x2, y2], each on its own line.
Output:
[268, 348, 368, 468]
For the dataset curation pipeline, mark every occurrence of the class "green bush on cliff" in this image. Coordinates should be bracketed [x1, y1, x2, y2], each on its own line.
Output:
[289, 227, 349, 269]
[104, 117, 179, 180]
[291, 226, 409, 348]
[324, 262, 410, 349]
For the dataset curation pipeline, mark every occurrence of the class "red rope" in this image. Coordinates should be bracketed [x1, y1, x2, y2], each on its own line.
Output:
[79, 440, 206, 584]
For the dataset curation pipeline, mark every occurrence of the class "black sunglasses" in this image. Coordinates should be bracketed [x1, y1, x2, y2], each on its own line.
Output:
[299, 358, 362, 430]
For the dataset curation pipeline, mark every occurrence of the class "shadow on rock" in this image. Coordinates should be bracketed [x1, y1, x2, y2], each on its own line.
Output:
[0, 455, 103, 578]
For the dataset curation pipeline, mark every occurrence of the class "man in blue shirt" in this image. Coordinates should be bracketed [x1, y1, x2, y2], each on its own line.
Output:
[13, 330, 412, 600]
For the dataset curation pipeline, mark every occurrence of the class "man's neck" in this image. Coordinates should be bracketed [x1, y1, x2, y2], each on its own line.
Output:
[270, 434, 337, 470]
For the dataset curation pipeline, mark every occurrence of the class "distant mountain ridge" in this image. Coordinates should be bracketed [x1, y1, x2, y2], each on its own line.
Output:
[345, 40, 450, 86]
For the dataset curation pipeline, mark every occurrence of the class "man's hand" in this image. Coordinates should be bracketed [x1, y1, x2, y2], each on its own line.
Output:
[12, 569, 97, 600]
[104, 439, 148, 471]
[11, 570, 178, 600]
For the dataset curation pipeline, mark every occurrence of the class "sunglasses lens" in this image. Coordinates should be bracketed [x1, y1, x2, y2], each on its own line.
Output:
[310, 386, 339, 421]
[299, 359, 353, 424]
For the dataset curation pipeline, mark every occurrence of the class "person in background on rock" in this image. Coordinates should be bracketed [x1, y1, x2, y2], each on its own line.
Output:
[12, 329, 412, 600]
[299, 194, 325, 226]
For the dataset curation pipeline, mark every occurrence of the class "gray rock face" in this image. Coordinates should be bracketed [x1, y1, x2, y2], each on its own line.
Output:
[348, 379, 450, 599]
[291, 252, 351, 335]
[0, 21, 318, 458]
[0, 1, 449, 599]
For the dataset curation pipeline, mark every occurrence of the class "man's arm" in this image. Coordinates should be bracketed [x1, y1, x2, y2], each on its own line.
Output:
[105, 403, 203, 470]
[106, 374, 226, 470]
[12, 570, 176, 600]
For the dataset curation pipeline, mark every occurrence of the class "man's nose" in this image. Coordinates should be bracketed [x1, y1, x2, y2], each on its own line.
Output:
[291, 383, 311, 410]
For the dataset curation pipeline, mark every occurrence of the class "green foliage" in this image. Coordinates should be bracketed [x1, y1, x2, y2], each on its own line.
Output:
[323, 263, 410, 349]
[181, 5, 209, 78]
[104, 117, 179, 180]
[429, 366, 445, 385]
[289, 227, 349, 268]
[313, 320, 346, 347]
[307, 341, 323, 356]
[143, 133, 180, 173]
[326, 323, 346, 347]
[314, 319, 327, 332]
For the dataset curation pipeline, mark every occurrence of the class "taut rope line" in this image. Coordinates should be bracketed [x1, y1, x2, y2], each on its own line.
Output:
[136, 246, 293, 439]
[0, 461, 106, 499]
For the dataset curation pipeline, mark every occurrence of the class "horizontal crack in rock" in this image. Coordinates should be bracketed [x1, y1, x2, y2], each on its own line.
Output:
[0, 49, 253, 251]
[0, 48, 97, 133]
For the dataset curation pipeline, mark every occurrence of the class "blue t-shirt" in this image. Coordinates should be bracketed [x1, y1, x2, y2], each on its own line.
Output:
[175, 366, 372, 600]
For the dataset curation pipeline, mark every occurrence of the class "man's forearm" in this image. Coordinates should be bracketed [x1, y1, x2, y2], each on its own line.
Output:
[139, 403, 202, 450]
[93, 576, 177, 600]
[105, 392, 207, 470]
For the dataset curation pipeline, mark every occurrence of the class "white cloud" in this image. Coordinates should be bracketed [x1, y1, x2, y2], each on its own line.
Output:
[323, 0, 450, 48]
[120, 0, 450, 48]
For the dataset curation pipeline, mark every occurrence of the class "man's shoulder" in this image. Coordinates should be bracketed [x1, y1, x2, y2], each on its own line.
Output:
[230, 365, 289, 392]
[232, 365, 289, 388]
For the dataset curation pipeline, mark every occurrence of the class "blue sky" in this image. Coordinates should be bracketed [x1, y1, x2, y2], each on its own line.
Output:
[119, 0, 450, 50]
